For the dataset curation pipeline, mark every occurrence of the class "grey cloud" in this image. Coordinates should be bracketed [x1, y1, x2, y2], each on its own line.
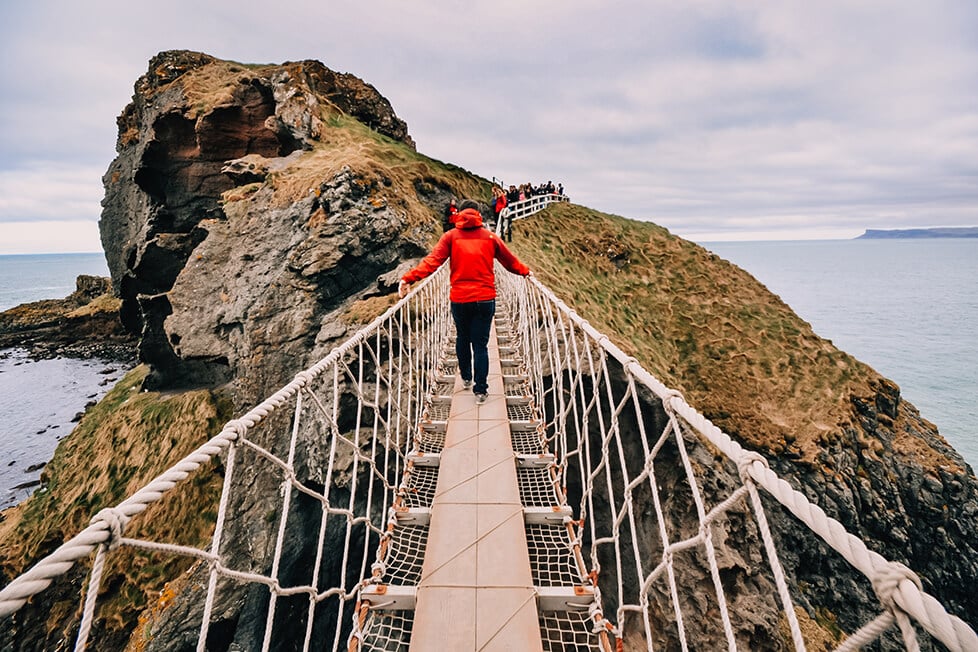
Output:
[0, 1, 976, 249]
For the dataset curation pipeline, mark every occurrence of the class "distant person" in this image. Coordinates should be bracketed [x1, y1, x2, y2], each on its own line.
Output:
[443, 197, 458, 231]
[506, 185, 519, 205]
[492, 186, 507, 223]
[492, 186, 510, 240]
[557, 183, 564, 196]
[399, 200, 530, 404]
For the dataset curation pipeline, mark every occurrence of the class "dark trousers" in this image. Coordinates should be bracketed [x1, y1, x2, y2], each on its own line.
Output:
[451, 299, 495, 394]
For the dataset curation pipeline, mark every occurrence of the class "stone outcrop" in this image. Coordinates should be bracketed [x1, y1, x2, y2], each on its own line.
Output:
[0, 275, 135, 361]
[99, 50, 419, 391]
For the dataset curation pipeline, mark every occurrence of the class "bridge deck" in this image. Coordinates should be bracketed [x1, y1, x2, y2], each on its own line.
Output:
[410, 324, 543, 651]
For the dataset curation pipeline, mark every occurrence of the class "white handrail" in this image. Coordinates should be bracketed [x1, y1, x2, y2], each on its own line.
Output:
[494, 193, 569, 236]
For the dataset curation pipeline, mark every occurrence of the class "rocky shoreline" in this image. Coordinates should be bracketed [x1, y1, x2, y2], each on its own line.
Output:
[0, 278, 134, 510]
[0, 275, 137, 365]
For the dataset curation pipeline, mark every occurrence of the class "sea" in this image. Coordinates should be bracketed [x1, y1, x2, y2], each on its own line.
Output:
[702, 238, 977, 473]
[0, 253, 126, 509]
[0, 242, 975, 509]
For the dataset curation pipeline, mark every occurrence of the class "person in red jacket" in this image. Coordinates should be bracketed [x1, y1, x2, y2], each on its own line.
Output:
[399, 201, 530, 403]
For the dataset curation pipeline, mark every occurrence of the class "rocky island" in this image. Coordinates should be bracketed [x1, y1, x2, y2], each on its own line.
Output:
[0, 275, 135, 362]
[1, 51, 975, 650]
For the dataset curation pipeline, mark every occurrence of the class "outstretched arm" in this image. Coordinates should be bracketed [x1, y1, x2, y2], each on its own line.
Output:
[400, 232, 453, 297]
[494, 236, 530, 276]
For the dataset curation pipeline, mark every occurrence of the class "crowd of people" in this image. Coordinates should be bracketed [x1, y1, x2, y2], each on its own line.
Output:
[490, 181, 564, 241]
[442, 180, 566, 241]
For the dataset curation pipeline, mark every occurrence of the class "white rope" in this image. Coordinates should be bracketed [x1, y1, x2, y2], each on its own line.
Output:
[4, 255, 975, 652]
[496, 273, 978, 652]
[0, 265, 451, 652]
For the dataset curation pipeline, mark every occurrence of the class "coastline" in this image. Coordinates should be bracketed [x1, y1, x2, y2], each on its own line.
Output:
[0, 271, 137, 509]
[0, 348, 130, 509]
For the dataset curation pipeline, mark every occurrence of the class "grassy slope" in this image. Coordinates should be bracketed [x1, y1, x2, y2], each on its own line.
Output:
[0, 366, 232, 641]
[508, 203, 883, 462]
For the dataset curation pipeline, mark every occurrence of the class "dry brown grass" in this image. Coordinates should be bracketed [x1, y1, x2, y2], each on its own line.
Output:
[177, 59, 486, 230]
[257, 111, 485, 228]
[0, 366, 232, 643]
[343, 293, 399, 326]
[66, 293, 121, 318]
[508, 203, 879, 461]
[178, 60, 270, 119]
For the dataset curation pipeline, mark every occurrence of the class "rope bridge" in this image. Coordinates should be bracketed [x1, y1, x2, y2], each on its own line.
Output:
[2, 212, 976, 651]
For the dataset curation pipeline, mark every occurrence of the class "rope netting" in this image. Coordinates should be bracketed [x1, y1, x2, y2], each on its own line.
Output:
[496, 269, 978, 651]
[0, 265, 453, 651]
[2, 237, 975, 651]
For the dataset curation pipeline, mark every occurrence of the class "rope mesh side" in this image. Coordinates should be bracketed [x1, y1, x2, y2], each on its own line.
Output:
[4, 254, 976, 652]
[495, 268, 978, 652]
[539, 610, 606, 652]
[526, 524, 586, 587]
[0, 265, 452, 652]
[357, 611, 414, 652]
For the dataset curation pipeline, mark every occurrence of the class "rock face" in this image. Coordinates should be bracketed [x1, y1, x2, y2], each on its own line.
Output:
[100, 50, 418, 391]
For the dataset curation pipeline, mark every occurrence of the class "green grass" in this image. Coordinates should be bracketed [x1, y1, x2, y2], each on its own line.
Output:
[508, 203, 877, 460]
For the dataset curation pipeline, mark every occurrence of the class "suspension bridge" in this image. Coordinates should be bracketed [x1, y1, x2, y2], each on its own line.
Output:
[1, 195, 976, 651]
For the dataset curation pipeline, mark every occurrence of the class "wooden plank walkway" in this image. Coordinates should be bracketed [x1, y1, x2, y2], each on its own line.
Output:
[410, 323, 543, 651]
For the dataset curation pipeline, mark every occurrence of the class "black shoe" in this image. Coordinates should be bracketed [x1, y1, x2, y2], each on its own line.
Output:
[463, 379, 473, 390]
[475, 393, 487, 404]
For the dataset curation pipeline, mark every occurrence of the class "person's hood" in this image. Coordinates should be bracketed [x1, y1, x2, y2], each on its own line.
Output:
[455, 207, 484, 229]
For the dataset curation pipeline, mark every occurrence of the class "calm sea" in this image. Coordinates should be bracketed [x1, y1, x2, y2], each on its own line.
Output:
[703, 239, 978, 472]
[0, 253, 110, 313]
[0, 253, 122, 509]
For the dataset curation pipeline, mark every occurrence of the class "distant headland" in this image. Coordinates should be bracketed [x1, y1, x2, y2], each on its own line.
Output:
[857, 226, 978, 239]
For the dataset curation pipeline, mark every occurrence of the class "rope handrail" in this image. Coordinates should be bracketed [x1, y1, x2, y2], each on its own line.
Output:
[498, 270, 977, 651]
[0, 264, 453, 652]
[2, 226, 975, 651]
[494, 193, 569, 235]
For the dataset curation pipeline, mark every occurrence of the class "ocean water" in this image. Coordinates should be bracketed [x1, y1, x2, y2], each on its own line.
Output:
[0, 253, 109, 312]
[703, 239, 978, 472]
[0, 253, 120, 508]
[0, 350, 124, 508]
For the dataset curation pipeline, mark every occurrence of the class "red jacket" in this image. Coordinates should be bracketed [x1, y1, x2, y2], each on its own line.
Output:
[402, 208, 530, 303]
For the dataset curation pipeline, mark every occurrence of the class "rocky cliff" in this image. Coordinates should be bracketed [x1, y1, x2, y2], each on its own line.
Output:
[1, 51, 975, 650]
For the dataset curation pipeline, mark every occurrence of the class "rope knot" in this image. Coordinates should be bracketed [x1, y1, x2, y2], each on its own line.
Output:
[871, 561, 922, 611]
[737, 451, 769, 483]
[293, 370, 315, 387]
[223, 419, 248, 441]
[91, 507, 129, 550]
[370, 561, 386, 580]
[660, 389, 684, 410]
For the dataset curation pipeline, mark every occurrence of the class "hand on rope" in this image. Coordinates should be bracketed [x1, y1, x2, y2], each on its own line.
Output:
[397, 280, 410, 298]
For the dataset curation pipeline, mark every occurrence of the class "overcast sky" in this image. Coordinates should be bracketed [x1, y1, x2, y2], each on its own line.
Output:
[1, 1, 976, 253]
